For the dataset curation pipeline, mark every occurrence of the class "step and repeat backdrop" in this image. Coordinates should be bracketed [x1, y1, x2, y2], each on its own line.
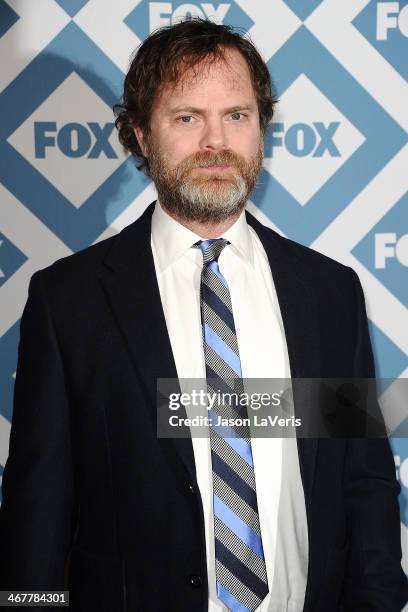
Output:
[0, 0, 407, 587]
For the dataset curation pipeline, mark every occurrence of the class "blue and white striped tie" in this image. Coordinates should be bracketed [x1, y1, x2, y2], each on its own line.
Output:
[193, 238, 269, 612]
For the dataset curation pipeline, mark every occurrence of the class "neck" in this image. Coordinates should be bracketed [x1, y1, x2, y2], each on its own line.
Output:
[158, 202, 242, 238]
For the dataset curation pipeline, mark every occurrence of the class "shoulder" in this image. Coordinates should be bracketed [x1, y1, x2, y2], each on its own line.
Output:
[246, 213, 366, 321]
[32, 204, 154, 291]
[247, 212, 356, 286]
[30, 232, 118, 291]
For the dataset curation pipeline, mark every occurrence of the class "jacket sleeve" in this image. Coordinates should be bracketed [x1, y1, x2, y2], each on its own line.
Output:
[0, 270, 76, 591]
[341, 267, 408, 611]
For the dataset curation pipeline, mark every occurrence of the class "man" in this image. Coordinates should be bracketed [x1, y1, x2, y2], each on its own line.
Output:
[0, 17, 407, 612]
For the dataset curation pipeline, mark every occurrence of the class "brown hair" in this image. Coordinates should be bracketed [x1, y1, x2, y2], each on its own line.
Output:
[113, 18, 277, 175]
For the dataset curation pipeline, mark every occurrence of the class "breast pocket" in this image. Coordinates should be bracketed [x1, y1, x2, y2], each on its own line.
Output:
[67, 545, 126, 612]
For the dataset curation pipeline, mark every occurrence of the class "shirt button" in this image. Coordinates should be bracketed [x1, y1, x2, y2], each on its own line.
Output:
[189, 574, 202, 588]
[188, 483, 195, 494]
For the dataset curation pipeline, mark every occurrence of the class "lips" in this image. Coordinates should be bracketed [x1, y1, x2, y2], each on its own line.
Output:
[194, 165, 233, 171]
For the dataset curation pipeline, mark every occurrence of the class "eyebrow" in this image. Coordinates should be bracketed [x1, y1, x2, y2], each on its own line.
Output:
[167, 105, 256, 115]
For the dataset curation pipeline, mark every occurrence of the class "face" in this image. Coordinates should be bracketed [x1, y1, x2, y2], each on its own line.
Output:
[134, 48, 264, 224]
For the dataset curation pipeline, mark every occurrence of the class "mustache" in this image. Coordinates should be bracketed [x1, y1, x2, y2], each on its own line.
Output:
[175, 150, 247, 176]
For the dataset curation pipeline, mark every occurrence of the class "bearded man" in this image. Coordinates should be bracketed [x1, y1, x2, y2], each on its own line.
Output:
[0, 17, 407, 612]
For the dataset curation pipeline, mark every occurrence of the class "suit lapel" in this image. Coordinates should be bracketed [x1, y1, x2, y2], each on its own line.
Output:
[98, 201, 318, 510]
[97, 202, 197, 487]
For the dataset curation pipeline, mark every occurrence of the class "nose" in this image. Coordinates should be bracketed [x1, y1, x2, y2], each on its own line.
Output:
[199, 117, 228, 152]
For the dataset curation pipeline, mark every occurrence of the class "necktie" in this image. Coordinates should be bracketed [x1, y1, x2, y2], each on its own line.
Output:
[193, 238, 269, 612]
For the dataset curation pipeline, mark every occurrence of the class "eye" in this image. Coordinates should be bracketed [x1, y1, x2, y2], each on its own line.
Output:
[230, 112, 245, 121]
[178, 115, 194, 123]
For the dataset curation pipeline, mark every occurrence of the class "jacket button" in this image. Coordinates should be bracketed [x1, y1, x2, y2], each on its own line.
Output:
[189, 574, 202, 588]
[188, 484, 195, 494]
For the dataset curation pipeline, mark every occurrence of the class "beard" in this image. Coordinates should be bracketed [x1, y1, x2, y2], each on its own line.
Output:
[145, 137, 264, 224]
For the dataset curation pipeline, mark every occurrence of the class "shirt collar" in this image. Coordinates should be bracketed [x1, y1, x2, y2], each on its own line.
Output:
[151, 199, 255, 273]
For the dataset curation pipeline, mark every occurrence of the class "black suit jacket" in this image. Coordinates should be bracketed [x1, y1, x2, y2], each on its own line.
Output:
[0, 201, 407, 611]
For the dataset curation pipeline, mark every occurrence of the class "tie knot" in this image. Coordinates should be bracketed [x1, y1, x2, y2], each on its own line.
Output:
[193, 238, 230, 264]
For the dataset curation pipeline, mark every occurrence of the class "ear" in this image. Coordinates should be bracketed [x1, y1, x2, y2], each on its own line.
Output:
[133, 125, 148, 157]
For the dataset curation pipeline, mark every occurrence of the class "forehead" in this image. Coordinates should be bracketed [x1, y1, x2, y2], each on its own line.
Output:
[155, 48, 256, 106]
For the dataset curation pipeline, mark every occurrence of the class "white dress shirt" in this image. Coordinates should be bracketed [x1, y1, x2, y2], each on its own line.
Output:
[151, 200, 308, 612]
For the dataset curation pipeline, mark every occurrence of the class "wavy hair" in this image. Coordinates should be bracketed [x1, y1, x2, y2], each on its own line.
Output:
[113, 18, 278, 175]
